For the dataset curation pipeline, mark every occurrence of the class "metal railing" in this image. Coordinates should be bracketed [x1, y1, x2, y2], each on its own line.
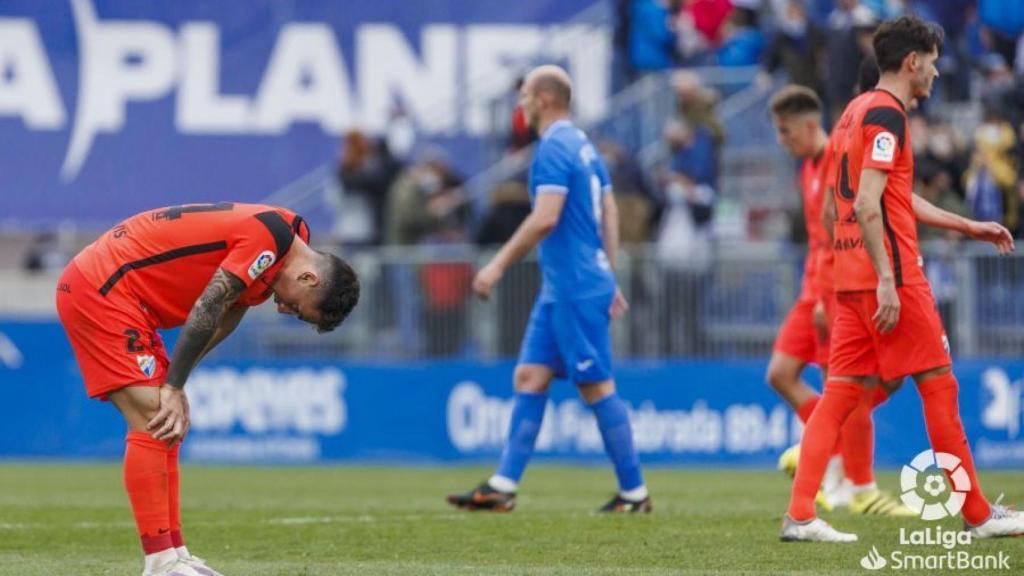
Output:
[185, 240, 1023, 361]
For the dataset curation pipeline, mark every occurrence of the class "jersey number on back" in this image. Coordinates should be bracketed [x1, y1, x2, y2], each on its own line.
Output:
[153, 202, 235, 221]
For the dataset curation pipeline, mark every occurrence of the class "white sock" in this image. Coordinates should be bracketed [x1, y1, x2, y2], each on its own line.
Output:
[175, 545, 191, 559]
[143, 548, 179, 573]
[619, 485, 649, 502]
[851, 481, 878, 494]
[487, 475, 518, 493]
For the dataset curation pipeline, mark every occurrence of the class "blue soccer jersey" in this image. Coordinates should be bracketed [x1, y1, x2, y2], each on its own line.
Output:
[529, 119, 616, 302]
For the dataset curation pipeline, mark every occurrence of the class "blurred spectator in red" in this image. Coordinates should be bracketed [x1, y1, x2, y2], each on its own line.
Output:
[507, 77, 537, 152]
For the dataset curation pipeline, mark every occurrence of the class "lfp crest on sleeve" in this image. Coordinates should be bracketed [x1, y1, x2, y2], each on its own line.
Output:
[248, 250, 276, 279]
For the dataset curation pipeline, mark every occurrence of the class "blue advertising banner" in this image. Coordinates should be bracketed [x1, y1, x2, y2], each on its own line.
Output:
[0, 0, 609, 229]
[2, 321, 1023, 468]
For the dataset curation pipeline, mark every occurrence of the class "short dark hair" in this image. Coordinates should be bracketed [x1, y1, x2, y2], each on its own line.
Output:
[873, 16, 943, 73]
[769, 85, 822, 118]
[315, 252, 359, 333]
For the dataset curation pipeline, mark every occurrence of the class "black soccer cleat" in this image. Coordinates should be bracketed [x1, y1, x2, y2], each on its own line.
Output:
[446, 483, 516, 512]
[599, 494, 652, 513]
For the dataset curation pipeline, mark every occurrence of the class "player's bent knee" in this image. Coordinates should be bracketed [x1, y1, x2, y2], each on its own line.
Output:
[513, 365, 552, 394]
[577, 380, 615, 404]
[108, 385, 162, 432]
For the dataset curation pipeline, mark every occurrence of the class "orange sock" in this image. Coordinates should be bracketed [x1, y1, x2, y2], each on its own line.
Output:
[167, 442, 184, 549]
[788, 380, 861, 521]
[795, 395, 820, 424]
[839, 386, 876, 486]
[125, 432, 172, 554]
[918, 372, 992, 525]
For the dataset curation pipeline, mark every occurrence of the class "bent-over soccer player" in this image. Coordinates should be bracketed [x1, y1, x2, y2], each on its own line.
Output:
[56, 203, 359, 575]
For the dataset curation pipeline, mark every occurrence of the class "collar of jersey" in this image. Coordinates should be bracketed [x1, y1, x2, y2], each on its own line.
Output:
[541, 119, 573, 140]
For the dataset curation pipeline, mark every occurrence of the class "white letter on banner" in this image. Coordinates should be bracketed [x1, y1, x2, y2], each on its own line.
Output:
[464, 26, 542, 135]
[63, 0, 176, 180]
[177, 23, 252, 132]
[0, 20, 66, 129]
[252, 24, 354, 134]
[357, 24, 457, 134]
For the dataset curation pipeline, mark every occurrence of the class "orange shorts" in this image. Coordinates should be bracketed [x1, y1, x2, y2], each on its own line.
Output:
[55, 262, 168, 400]
[774, 296, 830, 367]
[828, 283, 951, 382]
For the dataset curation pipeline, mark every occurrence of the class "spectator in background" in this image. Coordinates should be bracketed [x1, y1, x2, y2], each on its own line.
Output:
[22, 230, 73, 274]
[979, 0, 1024, 71]
[507, 77, 538, 153]
[717, 6, 765, 66]
[599, 140, 657, 244]
[476, 182, 532, 246]
[335, 130, 400, 246]
[385, 151, 467, 246]
[825, 1, 876, 121]
[965, 107, 1019, 233]
[915, 158, 969, 350]
[759, 0, 828, 99]
[673, 70, 726, 151]
[629, 0, 681, 71]
[655, 119, 718, 355]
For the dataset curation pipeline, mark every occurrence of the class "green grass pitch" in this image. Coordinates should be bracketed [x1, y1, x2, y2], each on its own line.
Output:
[0, 464, 1021, 575]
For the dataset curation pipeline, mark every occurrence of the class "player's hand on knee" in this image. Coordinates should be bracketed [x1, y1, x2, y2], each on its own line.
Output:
[873, 280, 900, 334]
[148, 384, 189, 443]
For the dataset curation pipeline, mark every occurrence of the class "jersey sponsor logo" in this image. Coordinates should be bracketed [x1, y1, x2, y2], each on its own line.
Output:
[136, 354, 156, 378]
[833, 237, 863, 251]
[871, 132, 896, 163]
[248, 250, 276, 279]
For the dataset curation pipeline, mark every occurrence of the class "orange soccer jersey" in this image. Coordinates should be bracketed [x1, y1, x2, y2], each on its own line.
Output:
[74, 202, 309, 328]
[829, 89, 926, 292]
[797, 146, 835, 300]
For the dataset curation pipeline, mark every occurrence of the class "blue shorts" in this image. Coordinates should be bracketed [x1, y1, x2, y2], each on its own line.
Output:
[517, 293, 613, 383]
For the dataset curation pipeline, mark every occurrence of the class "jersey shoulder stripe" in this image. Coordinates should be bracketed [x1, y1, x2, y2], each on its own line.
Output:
[863, 106, 906, 149]
[254, 210, 295, 259]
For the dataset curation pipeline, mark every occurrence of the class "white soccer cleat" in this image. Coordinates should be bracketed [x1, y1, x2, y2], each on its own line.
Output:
[142, 558, 205, 576]
[780, 516, 858, 543]
[967, 496, 1024, 539]
[178, 554, 225, 576]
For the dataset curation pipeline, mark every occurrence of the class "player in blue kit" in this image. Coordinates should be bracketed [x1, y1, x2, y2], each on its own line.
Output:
[446, 65, 650, 513]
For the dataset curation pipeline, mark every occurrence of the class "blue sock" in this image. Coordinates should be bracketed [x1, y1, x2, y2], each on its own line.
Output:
[494, 392, 548, 485]
[591, 393, 644, 492]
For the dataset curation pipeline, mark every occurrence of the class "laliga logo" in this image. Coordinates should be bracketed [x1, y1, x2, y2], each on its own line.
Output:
[899, 450, 971, 520]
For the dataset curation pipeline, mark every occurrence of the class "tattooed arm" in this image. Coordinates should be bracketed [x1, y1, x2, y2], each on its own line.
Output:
[149, 268, 246, 442]
[165, 268, 247, 388]
[197, 304, 248, 364]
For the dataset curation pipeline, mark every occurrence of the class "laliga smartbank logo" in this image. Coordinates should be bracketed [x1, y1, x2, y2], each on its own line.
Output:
[856, 449, 1012, 572]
